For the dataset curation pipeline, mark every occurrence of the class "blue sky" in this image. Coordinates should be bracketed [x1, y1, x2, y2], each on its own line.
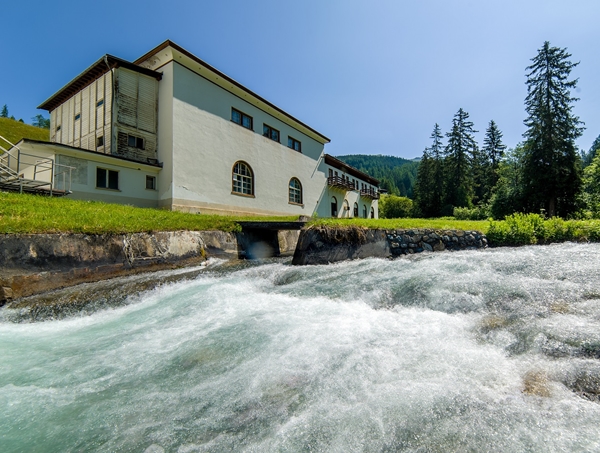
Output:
[2, 0, 599, 159]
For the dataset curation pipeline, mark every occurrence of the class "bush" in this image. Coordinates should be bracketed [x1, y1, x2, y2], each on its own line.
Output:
[453, 205, 489, 220]
[486, 213, 594, 246]
[379, 195, 413, 219]
[487, 213, 544, 246]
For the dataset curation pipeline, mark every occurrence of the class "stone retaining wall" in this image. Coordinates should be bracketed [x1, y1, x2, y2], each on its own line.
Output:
[388, 229, 487, 256]
[292, 227, 488, 265]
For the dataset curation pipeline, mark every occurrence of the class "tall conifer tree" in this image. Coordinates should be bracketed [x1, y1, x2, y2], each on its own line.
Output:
[522, 42, 583, 217]
[414, 124, 445, 217]
[444, 108, 477, 209]
[481, 120, 506, 201]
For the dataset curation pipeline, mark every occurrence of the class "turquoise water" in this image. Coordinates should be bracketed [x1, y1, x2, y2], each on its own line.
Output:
[2, 244, 600, 452]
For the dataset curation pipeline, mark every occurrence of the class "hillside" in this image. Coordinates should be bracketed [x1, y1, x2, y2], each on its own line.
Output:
[0, 117, 49, 149]
[336, 154, 419, 197]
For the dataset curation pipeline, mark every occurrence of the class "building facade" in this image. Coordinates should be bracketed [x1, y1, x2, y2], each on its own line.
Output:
[29, 40, 379, 218]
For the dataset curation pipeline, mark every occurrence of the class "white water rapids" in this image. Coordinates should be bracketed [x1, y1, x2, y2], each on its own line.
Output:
[2, 243, 600, 452]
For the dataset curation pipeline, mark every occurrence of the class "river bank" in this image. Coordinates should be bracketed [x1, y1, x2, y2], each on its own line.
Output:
[1, 226, 488, 305]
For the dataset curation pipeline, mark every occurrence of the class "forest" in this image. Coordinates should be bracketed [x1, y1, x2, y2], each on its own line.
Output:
[354, 42, 600, 220]
[336, 154, 419, 198]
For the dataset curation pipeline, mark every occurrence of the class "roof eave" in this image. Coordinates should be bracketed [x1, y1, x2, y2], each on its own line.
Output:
[38, 55, 162, 112]
[135, 40, 331, 144]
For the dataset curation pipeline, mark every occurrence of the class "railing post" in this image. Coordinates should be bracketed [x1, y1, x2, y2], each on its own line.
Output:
[50, 160, 54, 196]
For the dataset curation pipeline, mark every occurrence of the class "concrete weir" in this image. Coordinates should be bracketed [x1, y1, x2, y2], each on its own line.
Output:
[0, 222, 306, 304]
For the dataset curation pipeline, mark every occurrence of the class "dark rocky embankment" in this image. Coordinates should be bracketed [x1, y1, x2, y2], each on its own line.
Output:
[292, 226, 488, 265]
[0, 231, 238, 305]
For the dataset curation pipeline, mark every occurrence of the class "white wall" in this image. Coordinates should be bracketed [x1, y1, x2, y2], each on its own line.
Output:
[15, 141, 160, 208]
[167, 62, 328, 216]
[315, 162, 379, 218]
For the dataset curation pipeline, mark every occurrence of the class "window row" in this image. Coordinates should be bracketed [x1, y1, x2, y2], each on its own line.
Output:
[330, 196, 374, 218]
[231, 108, 301, 153]
[232, 161, 303, 205]
[95, 167, 156, 191]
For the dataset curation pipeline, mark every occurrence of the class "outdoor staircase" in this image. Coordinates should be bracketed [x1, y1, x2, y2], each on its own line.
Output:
[0, 135, 72, 196]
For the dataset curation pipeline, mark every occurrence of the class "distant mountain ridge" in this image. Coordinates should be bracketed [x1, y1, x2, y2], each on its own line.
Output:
[335, 154, 419, 197]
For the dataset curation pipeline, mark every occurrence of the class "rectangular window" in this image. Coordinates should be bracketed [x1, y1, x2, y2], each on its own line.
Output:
[74, 113, 81, 121]
[96, 99, 104, 108]
[328, 168, 333, 178]
[288, 136, 301, 152]
[146, 175, 156, 190]
[127, 135, 145, 149]
[96, 136, 104, 147]
[263, 124, 280, 142]
[231, 108, 253, 130]
[96, 167, 119, 190]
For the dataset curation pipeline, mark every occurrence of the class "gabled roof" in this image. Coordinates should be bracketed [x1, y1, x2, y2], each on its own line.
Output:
[38, 55, 162, 111]
[134, 40, 331, 144]
[324, 154, 379, 186]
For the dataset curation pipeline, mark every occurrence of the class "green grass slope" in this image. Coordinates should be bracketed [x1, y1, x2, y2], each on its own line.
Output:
[0, 192, 298, 234]
[0, 118, 49, 149]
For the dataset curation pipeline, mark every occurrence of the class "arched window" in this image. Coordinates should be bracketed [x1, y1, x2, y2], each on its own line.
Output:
[370, 207, 375, 218]
[353, 202, 359, 218]
[331, 196, 338, 217]
[232, 161, 253, 195]
[289, 178, 302, 204]
[363, 205, 367, 218]
[342, 199, 350, 218]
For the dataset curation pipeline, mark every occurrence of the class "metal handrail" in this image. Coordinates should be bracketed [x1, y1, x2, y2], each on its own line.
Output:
[0, 134, 74, 195]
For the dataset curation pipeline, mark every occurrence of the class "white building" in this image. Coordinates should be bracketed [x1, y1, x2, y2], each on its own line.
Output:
[7, 41, 378, 218]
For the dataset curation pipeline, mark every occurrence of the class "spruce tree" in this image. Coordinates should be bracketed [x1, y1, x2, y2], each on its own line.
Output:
[481, 120, 506, 200]
[444, 108, 477, 209]
[414, 124, 445, 217]
[414, 149, 434, 217]
[429, 123, 445, 215]
[522, 41, 584, 217]
[0, 105, 7, 118]
[581, 134, 600, 168]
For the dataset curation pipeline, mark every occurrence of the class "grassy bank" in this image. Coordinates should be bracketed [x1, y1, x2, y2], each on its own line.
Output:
[0, 118, 49, 148]
[4, 192, 600, 247]
[309, 217, 489, 232]
[0, 192, 297, 234]
[0, 192, 490, 235]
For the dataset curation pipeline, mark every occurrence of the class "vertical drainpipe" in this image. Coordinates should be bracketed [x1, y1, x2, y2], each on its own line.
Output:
[104, 56, 116, 156]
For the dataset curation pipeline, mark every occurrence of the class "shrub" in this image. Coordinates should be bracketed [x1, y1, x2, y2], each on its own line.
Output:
[453, 205, 489, 220]
[379, 195, 413, 219]
[487, 213, 598, 246]
[487, 213, 544, 246]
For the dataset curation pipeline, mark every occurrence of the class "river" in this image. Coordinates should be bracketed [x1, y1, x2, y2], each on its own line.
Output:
[2, 243, 600, 452]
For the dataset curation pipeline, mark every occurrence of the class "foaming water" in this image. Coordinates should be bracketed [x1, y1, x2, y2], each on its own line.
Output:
[2, 244, 600, 452]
